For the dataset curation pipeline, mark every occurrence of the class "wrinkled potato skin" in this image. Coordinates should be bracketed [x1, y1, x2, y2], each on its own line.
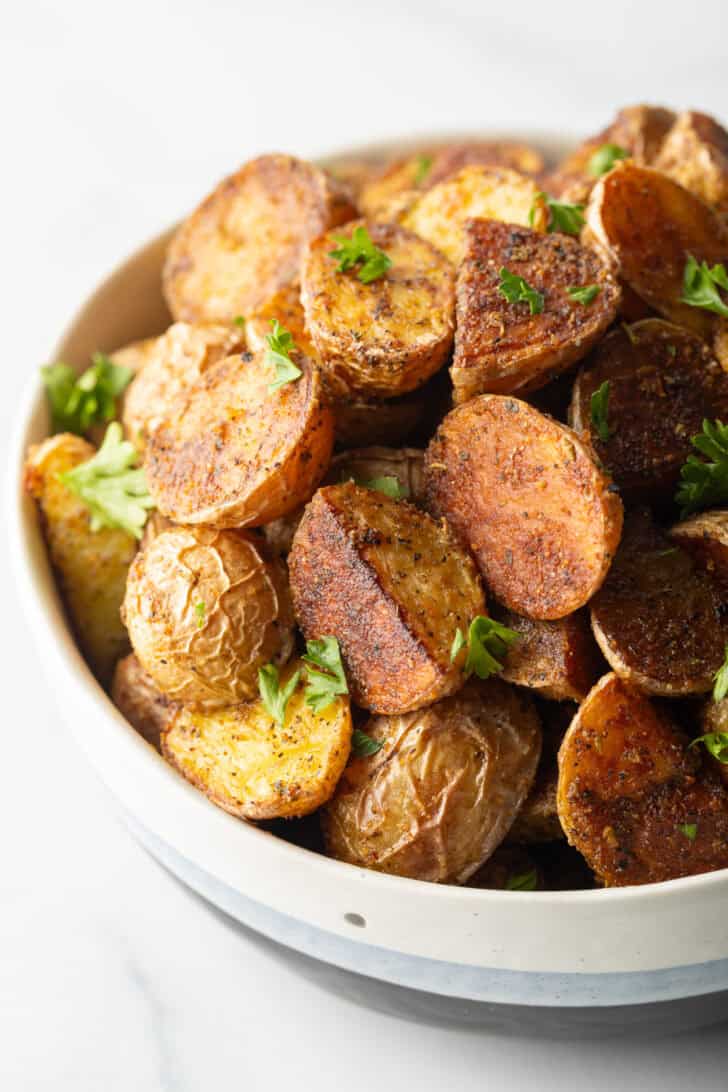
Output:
[145, 348, 334, 528]
[452, 220, 620, 403]
[111, 654, 174, 750]
[163, 154, 355, 323]
[425, 396, 624, 620]
[289, 482, 485, 714]
[323, 678, 541, 883]
[25, 434, 136, 685]
[654, 111, 728, 216]
[301, 220, 455, 400]
[162, 662, 352, 820]
[557, 673, 728, 886]
[123, 526, 295, 708]
[495, 606, 602, 702]
[590, 511, 726, 696]
[570, 320, 728, 502]
[669, 510, 728, 599]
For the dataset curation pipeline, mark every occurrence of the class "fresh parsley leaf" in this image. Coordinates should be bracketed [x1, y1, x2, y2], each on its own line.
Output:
[588, 143, 629, 177]
[621, 322, 638, 346]
[675, 419, 728, 516]
[568, 284, 601, 306]
[506, 869, 538, 891]
[531, 192, 585, 235]
[233, 315, 246, 327]
[329, 226, 392, 284]
[413, 155, 432, 186]
[195, 602, 206, 628]
[690, 731, 728, 764]
[351, 728, 384, 758]
[450, 627, 467, 662]
[680, 255, 728, 318]
[677, 822, 698, 841]
[41, 352, 133, 435]
[713, 645, 728, 702]
[266, 319, 302, 391]
[451, 616, 519, 679]
[60, 422, 154, 539]
[346, 474, 408, 500]
[302, 636, 348, 712]
[498, 267, 544, 315]
[590, 380, 611, 443]
[258, 663, 301, 727]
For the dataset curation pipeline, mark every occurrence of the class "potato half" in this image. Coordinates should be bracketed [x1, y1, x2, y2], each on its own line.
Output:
[669, 509, 728, 598]
[495, 607, 602, 702]
[323, 678, 541, 883]
[654, 110, 728, 216]
[111, 653, 174, 750]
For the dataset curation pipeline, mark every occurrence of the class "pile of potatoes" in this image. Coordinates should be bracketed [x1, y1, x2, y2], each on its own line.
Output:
[26, 106, 728, 889]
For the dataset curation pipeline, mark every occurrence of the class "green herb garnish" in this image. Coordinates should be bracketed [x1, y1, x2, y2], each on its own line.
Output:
[713, 645, 728, 702]
[346, 474, 408, 500]
[590, 380, 611, 443]
[302, 636, 349, 712]
[680, 255, 728, 318]
[675, 419, 728, 516]
[506, 869, 538, 891]
[677, 823, 698, 841]
[450, 616, 519, 679]
[351, 729, 384, 758]
[568, 284, 601, 306]
[531, 193, 585, 235]
[195, 602, 206, 628]
[258, 663, 301, 727]
[690, 731, 728, 764]
[266, 319, 303, 391]
[413, 155, 433, 186]
[329, 226, 392, 284]
[588, 143, 629, 177]
[497, 268, 544, 315]
[41, 353, 133, 436]
[233, 315, 246, 327]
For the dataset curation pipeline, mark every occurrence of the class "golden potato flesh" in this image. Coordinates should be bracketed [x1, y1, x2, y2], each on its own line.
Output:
[111, 653, 174, 750]
[162, 661, 352, 820]
[669, 510, 728, 599]
[557, 672, 728, 886]
[323, 678, 541, 883]
[145, 347, 334, 528]
[24, 433, 136, 685]
[654, 111, 728, 216]
[244, 282, 317, 360]
[163, 154, 355, 324]
[451, 219, 620, 403]
[123, 526, 295, 708]
[288, 482, 485, 714]
[494, 606, 602, 702]
[301, 220, 454, 400]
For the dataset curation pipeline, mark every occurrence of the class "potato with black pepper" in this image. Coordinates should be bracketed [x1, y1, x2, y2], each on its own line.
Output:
[111, 653, 174, 750]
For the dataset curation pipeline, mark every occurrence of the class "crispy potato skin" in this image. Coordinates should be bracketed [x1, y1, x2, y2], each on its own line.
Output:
[495, 606, 602, 702]
[452, 220, 620, 403]
[163, 154, 355, 324]
[557, 673, 728, 886]
[654, 111, 728, 216]
[301, 220, 454, 400]
[669, 509, 728, 598]
[288, 482, 485, 714]
[145, 348, 334, 528]
[586, 162, 728, 337]
[401, 166, 547, 265]
[111, 653, 174, 750]
[570, 320, 728, 502]
[590, 511, 726, 696]
[123, 526, 295, 708]
[323, 678, 541, 883]
[425, 396, 624, 620]
[162, 661, 352, 820]
[25, 434, 136, 685]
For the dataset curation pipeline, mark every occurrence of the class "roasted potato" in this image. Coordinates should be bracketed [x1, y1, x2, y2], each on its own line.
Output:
[669, 509, 728, 597]
[507, 700, 572, 844]
[163, 154, 355, 324]
[145, 347, 334, 528]
[557, 672, 728, 886]
[111, 653, 174, 749]
[301, 220, 454, 400]
[590, 510, 725, 696]
[322, 678, 541, 883]
[332, 390, 427, 449]
[451, 219, 620, 403]
[654, 111, 728, 217]
[85, 336, 160, 445]
[425, 395, 624, 620]
[494, 606, 602, 702]
[288, 482, 485, 714]
[24, 433, 136, 684]
[123, 526, 295, 708]
[162, 660, 352, 820]
[244, 282, 317, 360]
[570, 320, 728, 502]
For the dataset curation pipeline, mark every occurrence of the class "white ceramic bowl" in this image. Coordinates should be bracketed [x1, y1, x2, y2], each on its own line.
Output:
[10, 136, 728, 1036]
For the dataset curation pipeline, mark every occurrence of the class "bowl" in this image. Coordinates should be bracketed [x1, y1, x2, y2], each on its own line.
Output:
[10, 134, 728, 1037]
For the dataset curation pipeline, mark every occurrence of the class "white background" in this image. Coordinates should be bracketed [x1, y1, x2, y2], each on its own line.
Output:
[3, 1, 728, 1088]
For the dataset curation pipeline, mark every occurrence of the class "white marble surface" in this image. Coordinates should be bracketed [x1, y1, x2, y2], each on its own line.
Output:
[3, 1, 728, 1087]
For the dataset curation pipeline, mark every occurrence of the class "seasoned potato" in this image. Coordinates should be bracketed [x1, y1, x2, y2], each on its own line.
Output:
[122, 322, 246, 453]
[451, 219, 620, 403]
[332, 390, 427, 448]
[145, 347, 334, 528]
[508, 700, 572, 844]
[425, 395, 623, 620]
[123, 526, 295, 708]
[654, 111, 728, 216]
[401, 166, 547, 265]
[111, 653, 174, 749]
[163, 154, 355, 324]
[590, 511, 725, 696]
[326, 156, 384, 202]
[244, 282, 317, 359]
[289, 482, 485, 714]
[494, 606, 602, 702]
[586, 162, 728, 337]
[322, 678, 541, 883]
[467, 845, 543, 890]
[301, 220, 454, 399]
[669, 509, 728, 597]
[162, 661, 352, 820]
[570, 320, 728, 502]
[557, 672, 728, 886]
[24, 434, 136, 684]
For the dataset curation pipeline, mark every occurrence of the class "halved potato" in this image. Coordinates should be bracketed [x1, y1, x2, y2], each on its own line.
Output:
[288, 482, 485, 714]
[301, 219, 454, 399]
[590, 510, 725, 696]
[111, 653, 174, 749]
[451, 219, 620, 403]
[244, 282, 317, 360]
[557, 672, 728, 886]
[332, 390, 427, 448]
[163, 154, 355, 323]
[322, 677, 541, 883]
[654, 111, 728, 216]
[162, 660, 352, 820]
[24, 433, 136, 684]
[123, 526, 295, 708]
[570, 320, 728, 502]
[425, 395, 624, 620]
[145, 347, 334, 528]
[494, 606, 602, 702]
[401, 166, 547, 265]
[86, 336, 160, 448]
[669, 509, 728, 597]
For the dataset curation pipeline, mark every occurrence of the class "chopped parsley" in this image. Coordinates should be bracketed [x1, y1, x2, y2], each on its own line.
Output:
[413, 155, 433, 186]
[497, 267, 544, 315]
[450, 616, 519, 679]
[590, 380, 612, 443]
[505, 869, 538, 891]
[690, 731, 728, 764]
[345, 474, 408, 500]
[531, 193, 585, 236]
[675, 419, 728, 516]
[266, 319, 302, 390]
[258, 663, 301, 727]
[302, 636, 349, 712]
[41, 353, 133, 435]
[588, 143, 629, 177]
[713, 645, 728, 702]
[680, 255, 728, 318]
[351, 728, 384, 758]
[195, 602, 206, 628]
[329, 225, 392, 284]
[233, 315, 246, 328]
[677, 823, 698, 841]
[568, 284, 601, 306]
